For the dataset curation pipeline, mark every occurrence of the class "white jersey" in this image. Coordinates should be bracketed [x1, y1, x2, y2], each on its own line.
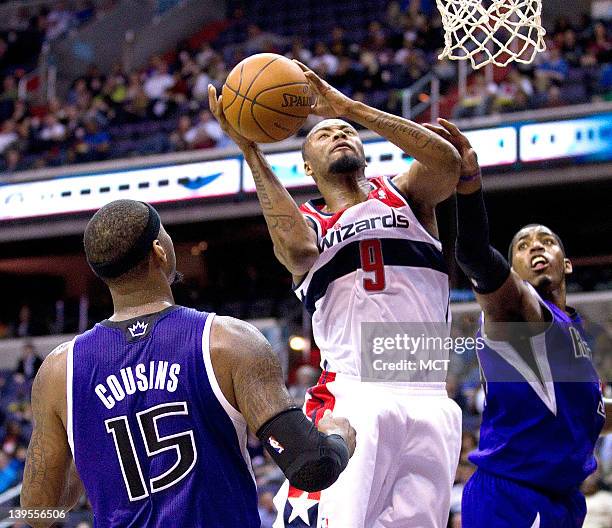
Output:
[295, 175, 450, 376]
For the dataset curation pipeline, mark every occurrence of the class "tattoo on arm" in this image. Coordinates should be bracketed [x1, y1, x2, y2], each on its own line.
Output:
[366, 115, 446, 151]
[22, 375, 50, 503]
[251, 167, 274, 211]
[22, 376, 66, 508]
[22, 343, 73, 515]
[233, 332, 294, 432]
[268, 214, 297, 232]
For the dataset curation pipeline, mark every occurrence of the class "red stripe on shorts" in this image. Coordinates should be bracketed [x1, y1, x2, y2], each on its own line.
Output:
[305, 371, 337, 426]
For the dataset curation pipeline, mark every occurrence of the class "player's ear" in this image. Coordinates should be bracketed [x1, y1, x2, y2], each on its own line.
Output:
[563, 258, 573, 275]
[304, 160, 315, 179]
[153, 240, 168, 264]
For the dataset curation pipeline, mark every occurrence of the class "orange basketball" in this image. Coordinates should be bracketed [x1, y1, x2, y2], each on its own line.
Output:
[222, 53, 312, 143]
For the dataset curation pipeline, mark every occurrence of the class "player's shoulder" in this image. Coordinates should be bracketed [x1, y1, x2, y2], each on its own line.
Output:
[32, 341, 71, 403]
[210, 316, 271, 358]
[43, 341, 71, 373]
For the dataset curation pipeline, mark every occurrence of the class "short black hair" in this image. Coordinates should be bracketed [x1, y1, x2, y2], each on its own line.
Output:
[301, 130, 314, 161]
[84, 200, 152, 280]
[507, 224, 566, 262]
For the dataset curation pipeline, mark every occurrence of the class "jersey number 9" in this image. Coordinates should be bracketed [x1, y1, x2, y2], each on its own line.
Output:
[360, 239, 386, 292]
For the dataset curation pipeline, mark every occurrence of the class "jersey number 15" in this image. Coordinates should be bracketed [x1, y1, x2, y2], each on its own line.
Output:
[105, 401, 197, 501]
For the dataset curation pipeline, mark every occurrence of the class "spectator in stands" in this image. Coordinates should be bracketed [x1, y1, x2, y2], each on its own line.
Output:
[330, 56, 363, 96]
[560, 29, 583, 68]
[39, 113, 67, 144]
[0, 451, 20, 493]
[15, 342, 42, 382]
[15, 304, 33, 338]
[536, 45, 569, 84]
[589, 22, 611, 63]
[492, 68, 533, 113]
[0, 120, 18, 154]
[143, 58, 175, 102]
[581, 465, 612, 527]
[288, 365, 320, 407]
[258, 490, 277, 528]
[287, 38, 313, 65]
[450, 461, 476, 523]
[244, 24, 288, 56]
[446, 373, 467, 411]
[452, 73, 495, 118]
[170, 114, 192, 151]
[460, 431, 477, 464]
[448, 512, 461, 528]
[75, 119, 110, 162]
[309, 42, 339, 77]
[329, 26, 349, 57]
[1, 422, 24, 456]
[196, 42, 216, 69]
[46, 1, 75, 41]
[0, 75, 18, 122]
[183, 109, 226, 149]
[544, 84, 564, 108]
[3, 148, 24, 172]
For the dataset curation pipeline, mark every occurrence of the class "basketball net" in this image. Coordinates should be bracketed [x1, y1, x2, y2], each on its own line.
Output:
[436, 0, 546, 69]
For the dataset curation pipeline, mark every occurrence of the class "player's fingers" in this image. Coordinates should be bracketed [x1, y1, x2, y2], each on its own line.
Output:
[423, 123, 452, 139]
[293, 59, 312, 74]
[438, 118, 463, 137]
[208, 84, 219, 114]
[439, 118, 473, 149]
[304, 71, 327, 92]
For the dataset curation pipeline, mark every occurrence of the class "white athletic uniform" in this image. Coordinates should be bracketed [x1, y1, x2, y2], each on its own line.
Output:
[273, 176, 462, 528]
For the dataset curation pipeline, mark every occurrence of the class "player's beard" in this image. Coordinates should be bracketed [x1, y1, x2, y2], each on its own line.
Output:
[328, 153, 366, 174]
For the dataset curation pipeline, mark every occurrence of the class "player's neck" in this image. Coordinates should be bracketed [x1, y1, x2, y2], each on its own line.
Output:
[108, 279, 175, 321]
[537, 282, 567, 314]
[318, 171, 370, 213]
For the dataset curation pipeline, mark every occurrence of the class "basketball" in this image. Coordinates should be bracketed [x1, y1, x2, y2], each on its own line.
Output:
[221, 53, 312, 143]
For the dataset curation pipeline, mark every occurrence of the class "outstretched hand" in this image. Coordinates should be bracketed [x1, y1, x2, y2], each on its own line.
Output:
[424, 118, 481, 194]
[293, 60, 353, 118]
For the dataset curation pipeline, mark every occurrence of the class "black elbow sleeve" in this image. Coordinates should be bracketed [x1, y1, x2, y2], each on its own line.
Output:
[257, 408, 349, 492]
[456, 190, 510, 294]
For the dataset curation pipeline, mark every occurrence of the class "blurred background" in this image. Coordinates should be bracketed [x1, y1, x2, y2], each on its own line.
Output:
[0, 0, 610, 526]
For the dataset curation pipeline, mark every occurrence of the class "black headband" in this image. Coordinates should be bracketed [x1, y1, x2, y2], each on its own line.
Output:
[89, 202, 161, 279]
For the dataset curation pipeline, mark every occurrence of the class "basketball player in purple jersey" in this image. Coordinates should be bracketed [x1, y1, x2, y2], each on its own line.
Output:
[425, 119, 611, 527]
[20, 200, 355, 528]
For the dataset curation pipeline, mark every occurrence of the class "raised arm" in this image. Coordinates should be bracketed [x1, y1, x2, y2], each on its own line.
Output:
[424, 119, 543, 332]
[295, 62, 461, 210]
[208, 85, 318, 277]
[210, 316, 355, 491]
[21, 343, 84, 527]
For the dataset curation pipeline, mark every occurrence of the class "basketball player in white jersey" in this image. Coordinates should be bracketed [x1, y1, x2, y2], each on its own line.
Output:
[209, 60, 462, 528]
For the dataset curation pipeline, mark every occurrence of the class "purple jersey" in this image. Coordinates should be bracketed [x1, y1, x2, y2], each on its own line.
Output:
[68, 306, 259, 527]
[470, 286, 605, 493]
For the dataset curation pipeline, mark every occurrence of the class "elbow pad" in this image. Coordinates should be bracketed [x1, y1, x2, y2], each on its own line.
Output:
[257, 408, 349, 492]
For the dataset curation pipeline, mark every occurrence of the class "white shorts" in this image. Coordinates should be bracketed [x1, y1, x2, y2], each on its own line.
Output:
[273, 372, 462, 528]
